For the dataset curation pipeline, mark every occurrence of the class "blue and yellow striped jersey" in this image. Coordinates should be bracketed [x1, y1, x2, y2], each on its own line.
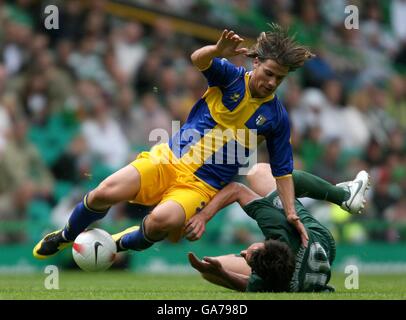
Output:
[169, 57, 293, 190]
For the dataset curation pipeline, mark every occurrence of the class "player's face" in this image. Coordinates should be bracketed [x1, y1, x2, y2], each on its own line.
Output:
[250, 58, 288, 98]
[240, 242, 265, 264]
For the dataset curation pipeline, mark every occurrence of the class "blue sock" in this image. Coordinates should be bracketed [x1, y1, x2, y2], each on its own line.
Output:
[63, 195, 108, 241]
[121, 217, 156, 251]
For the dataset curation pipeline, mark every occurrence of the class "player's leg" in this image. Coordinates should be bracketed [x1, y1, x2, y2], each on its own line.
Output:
[246, 163, 277, 196]
[116, 200, 186, 251]
[247, 163, 348, 201]
[292, 170, 371, 214]
[33, 165, 142, 259]
[64, 164, 141, 239]
[247, 163, 370, 214]
[115, 180, 216, 250]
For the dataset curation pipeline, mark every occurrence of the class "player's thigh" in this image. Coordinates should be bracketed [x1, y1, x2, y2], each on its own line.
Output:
[89, 164, 141, 206]
[246, 163, 276, 197]
[214, 254, 251, 276]
[131, 158, 174, 206]
[160, 187, 213, 242]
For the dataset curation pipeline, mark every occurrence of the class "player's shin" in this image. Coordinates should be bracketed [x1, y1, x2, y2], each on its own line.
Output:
[62, 194, 109, 241]
[120, 217, 156, 251]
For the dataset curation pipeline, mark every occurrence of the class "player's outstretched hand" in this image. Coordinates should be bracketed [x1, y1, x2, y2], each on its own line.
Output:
[215, 29, 248, 58]
[287, 213, 309, 247]
[188, 252, 211, 273]
[188, 252, 223, 276]
[184, 214, 207, 241]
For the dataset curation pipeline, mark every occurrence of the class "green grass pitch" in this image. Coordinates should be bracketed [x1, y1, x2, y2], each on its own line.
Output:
[1, 272, 406, 299]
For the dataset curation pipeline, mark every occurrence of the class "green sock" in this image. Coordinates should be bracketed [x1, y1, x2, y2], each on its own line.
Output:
[292, 170, 350, 205]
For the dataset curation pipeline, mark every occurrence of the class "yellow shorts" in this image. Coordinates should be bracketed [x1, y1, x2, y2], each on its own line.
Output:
[130, 144, 218, 242]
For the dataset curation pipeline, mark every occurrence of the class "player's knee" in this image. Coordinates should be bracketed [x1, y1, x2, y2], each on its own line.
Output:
[91, 181, 117, 205]
[247, 163, 271, 185]
[147, 211, 184, 232]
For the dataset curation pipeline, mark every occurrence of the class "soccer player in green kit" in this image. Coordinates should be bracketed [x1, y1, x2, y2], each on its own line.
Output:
[186, 164, 370, 292]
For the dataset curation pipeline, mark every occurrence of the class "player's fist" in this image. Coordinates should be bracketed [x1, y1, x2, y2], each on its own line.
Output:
[184, 214, 207, 241]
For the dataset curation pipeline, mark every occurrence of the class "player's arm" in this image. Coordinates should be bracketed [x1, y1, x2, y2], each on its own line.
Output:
[274, 174, 308, 247]
[217, 268, 249, 292]
[191, 29, 247, 70]
[266, 104, 309, 246]
[188, 253, 248, 292]
[184, 182, 260, 241]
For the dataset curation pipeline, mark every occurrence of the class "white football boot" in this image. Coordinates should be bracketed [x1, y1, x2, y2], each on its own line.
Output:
[336, 170, 370, 214]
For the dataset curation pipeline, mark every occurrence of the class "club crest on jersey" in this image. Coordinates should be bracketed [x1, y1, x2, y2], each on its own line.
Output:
[273, 196, 283, 209]
[255, 115, 267, 126]
[230, 93, 240, 102]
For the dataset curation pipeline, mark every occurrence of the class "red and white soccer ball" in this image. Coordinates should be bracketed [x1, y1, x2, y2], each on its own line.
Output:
[72, 228, 117, 272]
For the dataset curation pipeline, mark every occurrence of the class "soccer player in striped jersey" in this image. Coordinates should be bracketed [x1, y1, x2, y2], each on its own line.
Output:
[33, 24, 314, 259]
[187, 164, 370, 292]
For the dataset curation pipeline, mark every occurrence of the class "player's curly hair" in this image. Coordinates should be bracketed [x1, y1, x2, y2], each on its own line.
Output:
[246, 23, 315, 72]
[249, 239, 295, 292]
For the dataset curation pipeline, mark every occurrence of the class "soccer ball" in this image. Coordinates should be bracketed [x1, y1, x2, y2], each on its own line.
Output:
[72, 228, 117, 272]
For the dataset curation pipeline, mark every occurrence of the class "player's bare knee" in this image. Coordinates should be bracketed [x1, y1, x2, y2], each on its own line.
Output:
[90, 181, 117, 205]
[147, 211, 184, 232]
[246, 164, 261, 185]
[247, 163, 271, 186]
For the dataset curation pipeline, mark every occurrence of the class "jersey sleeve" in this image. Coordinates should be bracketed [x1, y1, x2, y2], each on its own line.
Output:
[265, 102, 293, 177]
[201, 57, 245, 87]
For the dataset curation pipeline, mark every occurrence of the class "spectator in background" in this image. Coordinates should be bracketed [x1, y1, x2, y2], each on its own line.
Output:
[0, 64, 8, 97]
[359, 1, 397, 84]
[166, 94, 191, 124]
[298, 125, 324, 172]
[113, 86, 171, 151]
[322, 25, 365, 89]
[81, 96, 130, 171]
[112, 22, 146, 83]
[135, 92, 172, 147]
[390, 0, 406, 43]
[133, 52, 161, 96]
[31, 49, 75, 113]
[386, 75, 406, 130]
[54, 0, 85, 42]
[157, 66, 182, 105]
[290, 0, 323, 48]
[322, 78, 370, 151]
[0, 97, 11, 152]
[0, 120, 54, 223]
[1, 19, 32, 76]
[385, 196, 406, 242]
[68, 35, 115, 94]
[371, 156, 399, 219]
[363, 84, 397, 147]
[55, 39, 75, 77]
[292, 87, 342, 143]
[313, 137, 344, 184]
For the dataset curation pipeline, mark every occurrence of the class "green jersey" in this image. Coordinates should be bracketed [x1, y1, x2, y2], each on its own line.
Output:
[242, 191, 336, 293]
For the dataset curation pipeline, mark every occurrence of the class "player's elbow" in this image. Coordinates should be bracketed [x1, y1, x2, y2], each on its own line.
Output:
[228, 182, 247, 201]
[228, 182, 243, 193]
[190, 50, 199, 66]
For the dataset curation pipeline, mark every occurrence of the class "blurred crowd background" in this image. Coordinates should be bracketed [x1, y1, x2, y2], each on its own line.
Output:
[0, 0, 405, 248]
